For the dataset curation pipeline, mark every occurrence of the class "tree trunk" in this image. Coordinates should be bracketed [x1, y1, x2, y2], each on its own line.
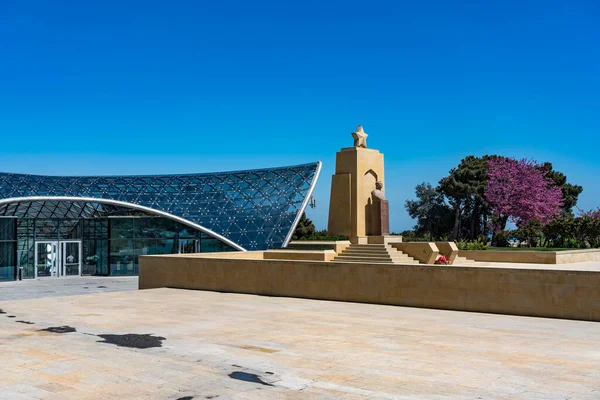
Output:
[470, 199, 480, 240]
[500, 215, 509, 231]
[451, 203, 461, 240]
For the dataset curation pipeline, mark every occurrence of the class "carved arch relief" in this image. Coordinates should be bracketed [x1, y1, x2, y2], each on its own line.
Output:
[363, 170, 378, 204]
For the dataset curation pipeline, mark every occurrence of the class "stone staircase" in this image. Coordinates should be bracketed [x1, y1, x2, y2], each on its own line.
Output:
[332, 244, 420, 265]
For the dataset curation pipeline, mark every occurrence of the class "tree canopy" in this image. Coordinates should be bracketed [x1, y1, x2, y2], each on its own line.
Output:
[485, 158, 563, 229]
[404, 155, 582, 244]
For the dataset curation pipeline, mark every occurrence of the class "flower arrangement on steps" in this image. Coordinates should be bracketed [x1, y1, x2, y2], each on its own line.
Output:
[435, 255, 451, 265]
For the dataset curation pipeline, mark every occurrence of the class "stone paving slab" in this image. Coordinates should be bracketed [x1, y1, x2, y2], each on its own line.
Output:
[1, 288, 600, 399]
[0, 276, 138, 301]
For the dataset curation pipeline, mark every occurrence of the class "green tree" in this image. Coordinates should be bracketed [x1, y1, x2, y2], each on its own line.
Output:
[405, 182, 453, 240]
[439, 156, 498, 240]
[292, 213, 316, 240]
[540, 162, 583, 216]
[513, 220, 544, 247]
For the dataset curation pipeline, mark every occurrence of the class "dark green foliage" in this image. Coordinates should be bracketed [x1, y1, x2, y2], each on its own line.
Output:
[575, 216, 600, 248]
[292, 213, 316, 240]
[408, 155, 583, 244]
[456, 240, 488, 250]
[404, 183, 453, 240]
[540, 162, 583, 216]
[513, 220, 544, 247]
[438, 155, 500, 240]
[397, 230, 431, 242]
[300, 229, 348, 241]
[492, 230, 513, 247]
[542, 217, 578, 248]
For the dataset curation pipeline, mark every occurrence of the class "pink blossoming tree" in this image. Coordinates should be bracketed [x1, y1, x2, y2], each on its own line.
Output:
[485, 158, 563, 231]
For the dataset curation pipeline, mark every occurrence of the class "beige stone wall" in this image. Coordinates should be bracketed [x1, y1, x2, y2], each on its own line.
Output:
[460, 249, 600, 264]
[556, 249, 600, 264]
[287, 241, 351, 254]
[328, 174, 352, 236]
[139, 255, 600, 322]
[264, 250, 337, 262]
[391, 242, 439, 264]
[459, 250, 555, 264]
[435, 242, 459, 263]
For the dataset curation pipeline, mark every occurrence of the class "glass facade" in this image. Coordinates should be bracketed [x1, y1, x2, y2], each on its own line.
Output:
[0, 218, 16, 281]
[0, 162, 321, 281]
[0, 215, 235, 281]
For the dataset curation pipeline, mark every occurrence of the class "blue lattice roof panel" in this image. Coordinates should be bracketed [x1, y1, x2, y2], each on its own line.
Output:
[0, 162, 321, 250]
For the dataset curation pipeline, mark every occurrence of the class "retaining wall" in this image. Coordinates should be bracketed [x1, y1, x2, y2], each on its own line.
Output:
[460, 249, 600, 264]
[139, 254, 600, 322]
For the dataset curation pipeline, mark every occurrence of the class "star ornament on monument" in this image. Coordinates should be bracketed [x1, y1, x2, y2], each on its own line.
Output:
[351, 125, 368, 148]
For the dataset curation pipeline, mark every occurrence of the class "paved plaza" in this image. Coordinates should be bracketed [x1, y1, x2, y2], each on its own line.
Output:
[1, 287, 600, 399]
[0, 277, 138, 301]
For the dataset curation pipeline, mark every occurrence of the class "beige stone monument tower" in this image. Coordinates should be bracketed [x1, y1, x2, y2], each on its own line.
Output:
[328, 126, 396, 243]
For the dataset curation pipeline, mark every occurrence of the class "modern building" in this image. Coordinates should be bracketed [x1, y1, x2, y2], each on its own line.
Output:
[0, 162, 321, 281]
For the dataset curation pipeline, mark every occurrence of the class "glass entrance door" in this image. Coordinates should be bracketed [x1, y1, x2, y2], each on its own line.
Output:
[35, 240, 82, 278]
[179, 239, 199, 254]
[35, 241, 58, 278]
[61, 241, 81, 276]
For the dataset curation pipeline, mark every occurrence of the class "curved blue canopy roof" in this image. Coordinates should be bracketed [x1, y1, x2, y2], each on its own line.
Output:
[0, 162, 321, 250]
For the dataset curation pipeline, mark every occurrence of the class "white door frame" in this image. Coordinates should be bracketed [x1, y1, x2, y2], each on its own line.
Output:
[179, 239, 199, 254]
[34, 240, 82, 278]
[60, 240, 82, 277]
[34, 241, 59, 278]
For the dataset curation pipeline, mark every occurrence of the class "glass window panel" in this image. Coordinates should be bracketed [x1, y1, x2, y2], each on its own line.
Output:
[155, 239, 177, 255]
[60, 219, 82, 240]
[133, 239, 154, 258]
[155, 219, 178, 239]
[109, 238, 134, 276]
[0, 242, 15, 281]
[201, 238, 234, 253]
[110, 218, 133, 239]
[0, 218, 16, 241]
[17, 238, 34, 279]
[35, 219, 59, 240]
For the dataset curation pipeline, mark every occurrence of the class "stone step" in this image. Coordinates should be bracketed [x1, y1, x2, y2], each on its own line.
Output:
[334, 255, 417, 262]
[334, 255, 394, 262]
[333, 260, 418, 265]
[332, 258, 420, 265]
[350, 244, 392, 248]
[332, 243, 420, 265]
[341, 251, 413, 258]
[340, 250, 391, 256]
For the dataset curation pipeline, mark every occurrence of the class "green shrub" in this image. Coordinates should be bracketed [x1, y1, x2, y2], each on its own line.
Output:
[513, 220, 543, 247]
[397, 230, 430, 242]
[299, 229, 348, 241]
[456, 240, 488, 251]
[492, 230, 514, 247]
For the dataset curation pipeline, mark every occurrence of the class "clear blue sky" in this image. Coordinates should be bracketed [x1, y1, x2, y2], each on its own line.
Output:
[1, 1, 599, 231]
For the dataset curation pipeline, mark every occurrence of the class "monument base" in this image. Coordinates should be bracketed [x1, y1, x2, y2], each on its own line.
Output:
[350, 236, 403, 245]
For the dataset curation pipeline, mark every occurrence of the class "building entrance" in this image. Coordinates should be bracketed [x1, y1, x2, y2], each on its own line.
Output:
[179, 239, 199, 254]
[34, 240, 82, 278]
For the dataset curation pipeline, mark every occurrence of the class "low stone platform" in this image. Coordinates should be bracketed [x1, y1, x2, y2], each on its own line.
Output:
[1, 288, 600, 399]
[140, 253, 600, 322]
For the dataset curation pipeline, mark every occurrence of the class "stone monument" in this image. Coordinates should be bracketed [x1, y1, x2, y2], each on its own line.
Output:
[327, 126, 399, 244]
[367, 181, 390, 236]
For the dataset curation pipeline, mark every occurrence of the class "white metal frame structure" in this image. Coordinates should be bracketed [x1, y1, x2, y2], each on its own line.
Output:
[61, 240, 82, 277]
